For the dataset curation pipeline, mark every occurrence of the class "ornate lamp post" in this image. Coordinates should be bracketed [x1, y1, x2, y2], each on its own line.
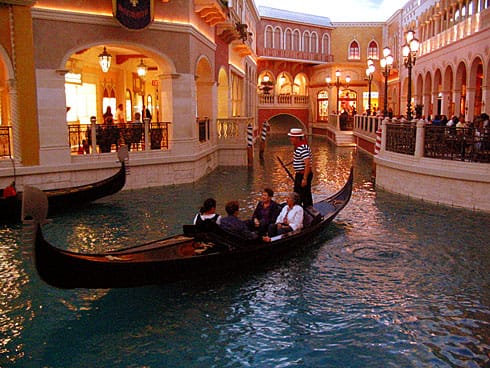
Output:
[326, 70, 351, 114]
[402, 30, 420, 120]
[380, 47, 394, 117]
[366, 59, 375, 116]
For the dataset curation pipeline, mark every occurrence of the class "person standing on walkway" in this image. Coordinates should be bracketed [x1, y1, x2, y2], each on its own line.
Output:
[288, 128, 313, 208]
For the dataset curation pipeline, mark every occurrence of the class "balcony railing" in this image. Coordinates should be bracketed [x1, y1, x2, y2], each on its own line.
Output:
[419, 9, 487, 56]
[68, 120, 170, 155]
[258, 94, 309, 106]
[217, 117, 253, 145]
[258, 47, 334, 63]
[0, 126, 12, 159]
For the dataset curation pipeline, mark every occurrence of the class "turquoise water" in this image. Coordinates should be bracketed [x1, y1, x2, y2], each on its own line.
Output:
[1, 135, 489, 367]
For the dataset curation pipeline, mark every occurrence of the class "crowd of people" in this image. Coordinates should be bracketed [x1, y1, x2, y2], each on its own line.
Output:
[192, 128, 317, 243]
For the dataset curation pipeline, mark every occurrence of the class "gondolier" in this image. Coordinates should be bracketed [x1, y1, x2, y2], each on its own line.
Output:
[288, 128, 313, 208]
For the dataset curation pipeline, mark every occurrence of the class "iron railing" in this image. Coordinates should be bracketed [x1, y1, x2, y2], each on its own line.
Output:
[424, 126, 490, 162]
[385, 123, 416, 155]
[68, 121, 170, 154]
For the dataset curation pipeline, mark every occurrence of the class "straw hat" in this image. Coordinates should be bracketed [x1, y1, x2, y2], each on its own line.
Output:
[287, 128, 304, 137]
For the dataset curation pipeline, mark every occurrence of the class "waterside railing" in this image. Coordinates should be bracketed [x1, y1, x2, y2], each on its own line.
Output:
[68, 120, 170, 155]
[382, 120, 490, 163]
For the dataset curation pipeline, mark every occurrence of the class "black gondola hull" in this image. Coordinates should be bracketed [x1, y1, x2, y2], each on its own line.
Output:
[29, 168, 353, 289]
[1, 162, 126, 223]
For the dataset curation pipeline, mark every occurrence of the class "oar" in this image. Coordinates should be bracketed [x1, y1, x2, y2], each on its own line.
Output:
[276, 156, 317, 219]
[276, 156, 294, 181]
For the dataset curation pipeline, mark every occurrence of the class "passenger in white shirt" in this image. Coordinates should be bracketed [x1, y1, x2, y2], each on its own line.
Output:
[264, 192, 303, 240]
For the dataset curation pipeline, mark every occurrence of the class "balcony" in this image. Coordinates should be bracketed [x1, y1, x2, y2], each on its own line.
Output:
[419, 8, 489, 56]
[258, 47, 334, 63]
[258, 93, 309, 107]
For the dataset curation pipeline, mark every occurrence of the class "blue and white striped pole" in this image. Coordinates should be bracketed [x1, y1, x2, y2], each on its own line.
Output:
[247, 123, 253, 166]
[259, 120, 269, 159]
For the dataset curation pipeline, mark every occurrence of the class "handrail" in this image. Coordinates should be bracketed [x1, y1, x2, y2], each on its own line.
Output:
[68, 121, 171, 155]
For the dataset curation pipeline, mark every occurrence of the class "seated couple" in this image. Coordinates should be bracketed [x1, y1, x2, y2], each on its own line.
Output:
[263, 192, 303, 242]
[193, 197, 258, 240]
[193, 191, 304, 242]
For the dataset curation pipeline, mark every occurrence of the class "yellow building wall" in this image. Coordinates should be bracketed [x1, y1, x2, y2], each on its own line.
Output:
[12, 5, 39, 165]
[331, 24, 384, 63]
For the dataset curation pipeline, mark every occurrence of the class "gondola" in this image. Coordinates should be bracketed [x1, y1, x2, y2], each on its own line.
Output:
[22, 167, 353, 289]
[1, 147, 128, 223]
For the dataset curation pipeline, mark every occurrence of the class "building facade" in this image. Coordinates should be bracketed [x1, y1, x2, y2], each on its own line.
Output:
[0, 0, 489, 208]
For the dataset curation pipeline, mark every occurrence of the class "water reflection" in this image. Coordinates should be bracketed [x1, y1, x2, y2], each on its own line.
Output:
[0, 135, 489, 367]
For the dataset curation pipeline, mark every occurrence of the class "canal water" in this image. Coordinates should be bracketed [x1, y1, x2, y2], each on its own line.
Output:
[1, 134, 489, 367]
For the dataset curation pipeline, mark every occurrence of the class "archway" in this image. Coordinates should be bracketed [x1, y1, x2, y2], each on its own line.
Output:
[266, 113, 304, 135]
[455, 61, 467, 117]
[469, 57, 483, 118]
[196, 56, 213, 119]
[0, 45, 14, 158]
[217, 68, 229, 118]
[443, 65, 454, 116]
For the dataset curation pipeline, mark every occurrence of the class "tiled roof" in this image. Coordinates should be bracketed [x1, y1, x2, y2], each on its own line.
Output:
[258, 6, 333, 27]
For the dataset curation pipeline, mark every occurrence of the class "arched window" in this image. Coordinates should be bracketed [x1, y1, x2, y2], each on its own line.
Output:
[292, 30, 301, 51]
[302, 31, 311, 52]
[103, 85, 116, 120]
[285, 29, 293, 50]
[273, 27, 282, 49]
[264, 26, 273, 48]
[310, 32, 318, 53]
[146, 95, 153, 120]
[367, 40, 379, 59]
[322, 34, 330, 55]
[125, 89, 132, 122]
[348, 40, 360, 60]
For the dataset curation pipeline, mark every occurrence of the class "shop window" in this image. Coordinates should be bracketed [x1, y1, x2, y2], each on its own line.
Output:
[125, 89, 132, 122]
[317, 90, 329, 121]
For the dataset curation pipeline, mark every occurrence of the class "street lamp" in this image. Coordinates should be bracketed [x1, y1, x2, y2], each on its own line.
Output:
[366, 59, 375, 116]
[326, 70, 351, 114]
[380, 47, 394, 117]
[402, 30, 420, 120]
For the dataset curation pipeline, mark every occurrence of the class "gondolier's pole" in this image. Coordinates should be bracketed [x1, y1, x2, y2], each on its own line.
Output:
[277, 156, 294, 181]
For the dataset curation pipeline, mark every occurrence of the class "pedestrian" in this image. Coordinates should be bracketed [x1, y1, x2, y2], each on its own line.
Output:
[287, 128, 313, 208]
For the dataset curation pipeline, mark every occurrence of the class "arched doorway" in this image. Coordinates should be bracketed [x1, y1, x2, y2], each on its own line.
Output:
[0, 46, 14, 159]
[62, 44, 174, 154]
[217, 68, 229, 118]
[196, 56, 213, 142]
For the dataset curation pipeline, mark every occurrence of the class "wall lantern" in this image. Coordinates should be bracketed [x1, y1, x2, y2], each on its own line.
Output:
[98, 47, 112, 73]
[137, 59, 147, 77]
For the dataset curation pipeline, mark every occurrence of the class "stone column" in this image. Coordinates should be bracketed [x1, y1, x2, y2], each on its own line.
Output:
[414, 120, 425, 158]
[159, 73, 198, 156]
[36, 69, 71, 165]
[6, 79, 21, 164]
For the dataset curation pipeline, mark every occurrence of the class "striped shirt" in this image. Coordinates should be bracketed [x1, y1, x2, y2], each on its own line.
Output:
[293, 144, 312, 172]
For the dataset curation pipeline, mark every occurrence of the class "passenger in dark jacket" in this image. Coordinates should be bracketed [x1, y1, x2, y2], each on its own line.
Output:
[246, 188, 281, 235]
[220, 200, 258, 240]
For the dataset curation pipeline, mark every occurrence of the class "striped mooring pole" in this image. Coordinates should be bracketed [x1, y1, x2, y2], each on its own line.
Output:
[247, 123, 253, 166]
